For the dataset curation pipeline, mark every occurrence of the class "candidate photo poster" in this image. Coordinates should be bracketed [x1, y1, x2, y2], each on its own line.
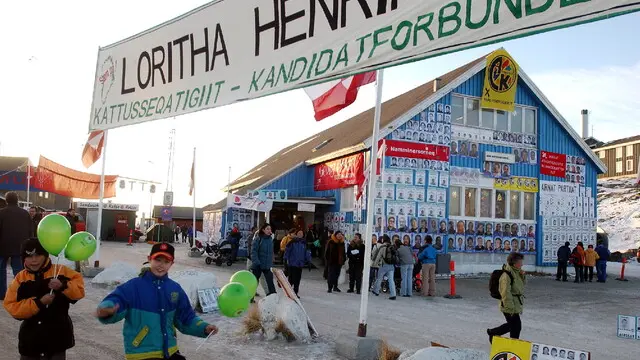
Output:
[531, 342, 590, 360]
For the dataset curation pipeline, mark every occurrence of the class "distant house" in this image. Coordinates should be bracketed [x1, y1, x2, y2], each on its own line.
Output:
[592, 135, 640, 179]
[153, 205, 203, 231]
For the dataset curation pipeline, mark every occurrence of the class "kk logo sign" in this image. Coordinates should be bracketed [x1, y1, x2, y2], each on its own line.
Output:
[482, 48, 519, 112]
[491, 352, 521, 360]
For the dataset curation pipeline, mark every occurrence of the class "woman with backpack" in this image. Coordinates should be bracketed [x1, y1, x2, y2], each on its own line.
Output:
[487, 252, 526, 343]
[371, 235, 397, 300]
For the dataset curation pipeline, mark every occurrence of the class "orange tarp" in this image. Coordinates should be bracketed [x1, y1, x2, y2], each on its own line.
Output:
[34, 156, 118, 199]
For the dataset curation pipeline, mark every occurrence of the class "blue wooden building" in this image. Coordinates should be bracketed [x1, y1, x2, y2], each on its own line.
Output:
[203, 48, 605, 272]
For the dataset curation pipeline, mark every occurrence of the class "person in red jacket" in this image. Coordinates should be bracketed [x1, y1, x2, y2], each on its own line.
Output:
[570, 242, 586, 283]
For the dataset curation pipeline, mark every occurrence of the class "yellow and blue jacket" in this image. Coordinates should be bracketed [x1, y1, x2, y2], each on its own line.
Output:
[98, 269, 209, 360]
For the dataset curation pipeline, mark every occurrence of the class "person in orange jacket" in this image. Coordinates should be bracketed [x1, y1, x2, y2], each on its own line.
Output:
[570, 242, 586, 283]
[3, 238, 85, 360]
[583, 244, 599, 282]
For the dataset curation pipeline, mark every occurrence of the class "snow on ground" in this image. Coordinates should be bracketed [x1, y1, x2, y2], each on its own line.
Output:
[597, 177, 640, 252]
[2, 241, 639, 360]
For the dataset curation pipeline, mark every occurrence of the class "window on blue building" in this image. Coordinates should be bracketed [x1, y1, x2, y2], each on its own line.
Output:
[510, 192, 521, 220]
[495, 190, 506, 219]
[524, 108, 536, 134]
[480, 189, 492, 217]
[451, 94, 536, 135]
[524, 192, 535, 220]
[481, 109, 494, 129]
[467, 99, 480, 127]
[464, 188, 477, 217]
[449, 186, 461, 216]
[451, 95, 464, 124]
[510, 107, 523, 133]
[496, 110, 509, 131]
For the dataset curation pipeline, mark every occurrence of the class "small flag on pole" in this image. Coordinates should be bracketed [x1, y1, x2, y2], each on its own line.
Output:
[81, 131, 105, 168]
[189, 151, 195, 196]
[305, 72, 376, 121]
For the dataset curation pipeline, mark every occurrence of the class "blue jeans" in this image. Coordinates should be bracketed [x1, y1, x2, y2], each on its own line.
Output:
[596, 260, 607, 282]
[400, 264, 414, 296]
[0, 256, 23, 300]
[374, 264, 396, 297]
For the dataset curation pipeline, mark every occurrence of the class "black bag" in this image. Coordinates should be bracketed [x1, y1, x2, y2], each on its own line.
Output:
[489, 266, 513, 299]
[383, 246, 399, 265]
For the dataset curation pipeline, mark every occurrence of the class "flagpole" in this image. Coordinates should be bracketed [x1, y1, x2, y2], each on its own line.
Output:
[358, 69, 384, 337]
[192, 147, 197, 246]
[94, 129, 108, 268]
[380, 140, 385, 239]
[26, 160, 31, 208]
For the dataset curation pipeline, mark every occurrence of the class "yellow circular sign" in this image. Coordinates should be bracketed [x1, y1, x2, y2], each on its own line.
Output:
[488, 55, 517, 93]
[492, 352, 522, 360]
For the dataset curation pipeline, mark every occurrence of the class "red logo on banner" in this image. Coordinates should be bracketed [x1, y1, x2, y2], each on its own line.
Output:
[378, 139, 450, 161]
[314, 153, 364, 191]
[540, 151, 567, 178]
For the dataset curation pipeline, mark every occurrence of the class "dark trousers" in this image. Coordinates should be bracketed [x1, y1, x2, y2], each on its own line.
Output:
[287, 266, 303, 294]
[488, 313, 522, 339]
[596, 260, 607, 282]
[0, 256, 23, 300]
[349, 264, 363, 291]
[574, 264, 584, 282]
[20, 353, 66, 360]
[327, 264, 341, 290]
[584, 266, 594, 281]
[252, 268, 276, 295]
[556, 260, 568, 281]
[369, 267, 379, 289]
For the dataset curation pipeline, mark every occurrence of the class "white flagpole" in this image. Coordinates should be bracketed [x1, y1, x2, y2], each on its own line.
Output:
[26, 160, 31, 207]
[358, 69, 384, 337]
[192, 147, 197, 245]
[94, 130, 108, 268]
[380, 140, 386, 239]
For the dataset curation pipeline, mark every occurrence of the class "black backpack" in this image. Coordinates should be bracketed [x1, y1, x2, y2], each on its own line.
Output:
[384, 245, 399, 265]
[489, 266, 514, 299]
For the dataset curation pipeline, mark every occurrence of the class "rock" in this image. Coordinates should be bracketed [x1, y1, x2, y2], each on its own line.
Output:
[171, 270, 218, 309]
[398, 349, 418, 360]
[405, 347, 488, 360]
[276, 296, 311, 342]
[258, 293, 280, 341]
[91, 261, 138, 288]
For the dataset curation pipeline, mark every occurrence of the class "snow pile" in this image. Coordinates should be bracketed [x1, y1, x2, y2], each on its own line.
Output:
[171, 270, 217, 308]
[91, 261, 138, 287]
[401, 347, 488, 360]
[597, 178, 640, 252]
[257, 293, 311, 342]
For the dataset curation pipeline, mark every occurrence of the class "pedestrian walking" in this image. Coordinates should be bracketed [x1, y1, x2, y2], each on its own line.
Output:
[346, 233, 365, 294]
[418, 235, 437, 296]
[487, 252, 526, 343]
[371, 235, 397, 300]
[556, 241, 571, 282]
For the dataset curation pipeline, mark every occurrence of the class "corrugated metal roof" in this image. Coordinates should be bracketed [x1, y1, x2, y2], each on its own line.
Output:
[0, 156, 31, 171]
[594, 134, 640, 149]
[226, 56, 486, 193]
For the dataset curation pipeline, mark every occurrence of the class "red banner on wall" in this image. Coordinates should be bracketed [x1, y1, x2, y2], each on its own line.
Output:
[378, 139, 450, 161]
[540, 151, 567, 178]
[314, 152, 364, 191]
[34, 156, 118, 199]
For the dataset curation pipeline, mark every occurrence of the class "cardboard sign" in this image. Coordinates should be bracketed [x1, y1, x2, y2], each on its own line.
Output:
[197, 288, 220, 313]
[380, 139, 450, 161]
[617, 314, 638, 339]
[540, 151, 567, 178]
[491, 337, 591, 360]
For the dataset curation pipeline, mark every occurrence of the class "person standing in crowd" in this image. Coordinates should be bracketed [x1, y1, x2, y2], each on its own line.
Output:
[174, 225, 181, 243]
[595, 241, 610, 283]
[556, 241, 571, 282]
[371, 235, 397, 300]
[187, 225, 194, 247]
[284, 229, 311, 298]
[246, 226, 268, 297]
[584, 244, 599, 282]
[320, 227, 330, 267]
[251, 224, 277, 296]
[418, 235, 437, 297]
[325, 231, 345, 293]
[570, 242, 586, 283]
[306, 224, 318, 258]
[228, 225, 242, 263]
[397, 235, 415, 298]
[369, 234, 380, 291]
[181, 226, 188, 243]
[0, 192, 31, 300]
[280, 228, 297, 275]
[65, 208, 77, 234]
[28, 206, 42, 237]
[487, 252, 526, 343]
[346, 233, 365, 294]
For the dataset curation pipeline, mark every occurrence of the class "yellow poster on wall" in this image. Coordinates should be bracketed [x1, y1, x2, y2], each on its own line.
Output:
[490, 337, 532, 360]
[494, 177, 539, 192]
[482, 48, 519, 112]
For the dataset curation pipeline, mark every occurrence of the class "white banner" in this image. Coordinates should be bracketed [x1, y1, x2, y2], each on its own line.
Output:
[227, 193, 273, 212]
[77, 201, 140, 211]
[90, 1, 640, 131]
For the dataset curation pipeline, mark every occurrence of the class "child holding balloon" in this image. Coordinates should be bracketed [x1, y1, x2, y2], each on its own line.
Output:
[3, 237, 85, 360]
[96, 243, 218, 360]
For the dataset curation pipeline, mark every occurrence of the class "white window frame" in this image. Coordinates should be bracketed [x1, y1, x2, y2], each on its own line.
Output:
[452, 94, 536, 135]
[616, 161, 623, 173]
[626, 145, 633, 157]
[626, 159, 634, 172]
[449, 185, 463, 217]
[523, 192, 536, 221]
[616, 147, 623, 159]
[340, 187, 355, 211]
[448, 186, 536, 225]
[598, 151, 605, 159]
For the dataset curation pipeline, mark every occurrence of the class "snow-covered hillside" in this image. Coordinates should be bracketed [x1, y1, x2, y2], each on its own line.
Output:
[597, 177, 640, 252]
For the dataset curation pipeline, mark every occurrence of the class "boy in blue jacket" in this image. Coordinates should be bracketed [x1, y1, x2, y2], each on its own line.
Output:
[96, 243, 218, 360]
[418, 236, 437, 297]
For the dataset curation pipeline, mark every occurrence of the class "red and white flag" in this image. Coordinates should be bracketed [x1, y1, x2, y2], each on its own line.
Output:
[356, 140, 386, 201]
[189, 151, 195, 196]
[305, 72, 376, 121]
[81, 130, 105, 168]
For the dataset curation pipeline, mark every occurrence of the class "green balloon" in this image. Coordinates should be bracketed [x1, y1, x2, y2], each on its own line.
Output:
[230, 270, 258, 297]
[64, 232, 97, 261]
[217, 282, 250, 318]
[37, 214, 71, 256]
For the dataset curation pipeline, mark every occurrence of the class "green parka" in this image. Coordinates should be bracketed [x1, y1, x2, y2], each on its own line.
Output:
[499, 264, 526, 314]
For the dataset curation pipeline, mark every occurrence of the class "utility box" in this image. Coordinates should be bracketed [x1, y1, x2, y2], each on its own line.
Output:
[436, 253, 451, 274]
